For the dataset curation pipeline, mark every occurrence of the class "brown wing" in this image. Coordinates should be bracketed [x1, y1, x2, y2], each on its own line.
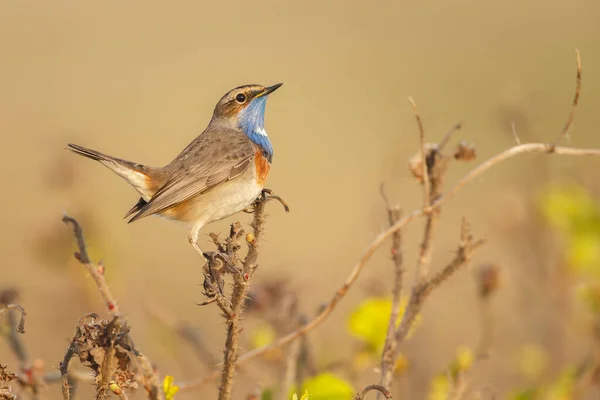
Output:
[128, 127, 254, 222]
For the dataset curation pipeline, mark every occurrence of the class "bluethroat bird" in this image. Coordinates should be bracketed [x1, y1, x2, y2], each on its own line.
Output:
[68, 83, 282, 260]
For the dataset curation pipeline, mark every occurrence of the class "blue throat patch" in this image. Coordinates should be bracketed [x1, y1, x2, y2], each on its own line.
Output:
[238, 96, 274, 163]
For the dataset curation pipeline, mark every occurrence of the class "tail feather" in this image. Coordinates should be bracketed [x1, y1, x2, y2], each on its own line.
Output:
[68, 143, 165, 202]
[123, 197, 148, 219]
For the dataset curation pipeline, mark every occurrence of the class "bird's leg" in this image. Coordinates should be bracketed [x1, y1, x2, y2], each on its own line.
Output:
[187, 227, 208, 263]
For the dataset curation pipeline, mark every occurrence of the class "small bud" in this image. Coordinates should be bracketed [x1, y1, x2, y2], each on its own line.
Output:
[109, 381, 123, 395]
[477, 263, 500, 299]
[97, 263, 105, 275]
[246, 233, 255, 244]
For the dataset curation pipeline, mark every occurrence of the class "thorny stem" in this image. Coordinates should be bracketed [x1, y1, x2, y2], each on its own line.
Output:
[218, 196, 269, 400]
[60, 343, 76, 400]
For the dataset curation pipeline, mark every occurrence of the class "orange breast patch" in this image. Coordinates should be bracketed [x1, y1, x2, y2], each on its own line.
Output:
[254, 150, 271, 186]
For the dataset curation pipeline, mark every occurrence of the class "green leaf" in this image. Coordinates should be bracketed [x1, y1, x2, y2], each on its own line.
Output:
[546, 366, 576, 400]
[301, 373, 353, 400]
[261, 388, 273, 400]
[509, 388, 540, 400]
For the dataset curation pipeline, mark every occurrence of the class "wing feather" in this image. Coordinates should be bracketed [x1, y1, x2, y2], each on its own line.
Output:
[128, 128, 255, 222]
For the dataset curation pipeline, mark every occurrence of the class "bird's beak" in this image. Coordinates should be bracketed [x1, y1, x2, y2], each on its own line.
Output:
[258, 83, 283, 97]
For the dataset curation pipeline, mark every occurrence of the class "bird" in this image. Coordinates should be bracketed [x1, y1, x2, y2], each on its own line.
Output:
[68, 83, 282, 260]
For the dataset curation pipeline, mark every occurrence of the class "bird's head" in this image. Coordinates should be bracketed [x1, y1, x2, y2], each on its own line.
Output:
[211, 83, 282, 162]
[212, 83, 282, 133]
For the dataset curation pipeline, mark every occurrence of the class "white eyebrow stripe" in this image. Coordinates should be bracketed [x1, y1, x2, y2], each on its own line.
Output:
[255, 127, 268, 136]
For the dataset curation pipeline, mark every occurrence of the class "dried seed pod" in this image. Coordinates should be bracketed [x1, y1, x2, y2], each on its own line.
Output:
[454, 141, 477, 161]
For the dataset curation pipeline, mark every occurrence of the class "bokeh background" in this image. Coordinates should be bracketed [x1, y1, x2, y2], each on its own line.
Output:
[2, 0, 600, 399]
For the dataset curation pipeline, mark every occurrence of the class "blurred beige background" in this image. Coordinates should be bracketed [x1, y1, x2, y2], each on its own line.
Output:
[1, 0, 600, 398]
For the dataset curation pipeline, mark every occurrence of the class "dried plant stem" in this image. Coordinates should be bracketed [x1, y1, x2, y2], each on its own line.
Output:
[355, 384, 392, 400]
[378, 185, 404, 391]
[394, 219, 485, 347]
[62, 215, 120, 317]
[218, 198, 268, 400]
[62, 215, 163, 400]
[60, 343, 76, 400]
[282, 335, 301, 397]
[552, 48, 581, 147]
[409, 97, 430, 209]
[0, 304, 26, 334]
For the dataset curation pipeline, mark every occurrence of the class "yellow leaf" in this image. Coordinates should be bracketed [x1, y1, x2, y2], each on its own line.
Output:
[348, 297, 420, 355]
[455, 346, 474, 372]
[428, 375, 449, 400]
[301, 373, 353, 400]
[163, 375, 179, 400]
[251, 324, 281, 360]
[394, 353, 410, 375]
[576, 283, 600, 315]
[518, 344, 548, 380]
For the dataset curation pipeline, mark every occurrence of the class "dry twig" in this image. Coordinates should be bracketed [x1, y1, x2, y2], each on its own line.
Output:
[355, 384, 392, 400]
[0, 304, 26, 334]
[551, 48, 581, 148]
[61, 215, 163, 400]
[378, 185, 404, 390]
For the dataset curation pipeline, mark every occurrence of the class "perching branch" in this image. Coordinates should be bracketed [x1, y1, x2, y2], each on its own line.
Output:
[199, 190, 288, 400]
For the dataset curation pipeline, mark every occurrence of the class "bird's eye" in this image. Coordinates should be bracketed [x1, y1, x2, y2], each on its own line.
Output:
[235, 93, 247, 103]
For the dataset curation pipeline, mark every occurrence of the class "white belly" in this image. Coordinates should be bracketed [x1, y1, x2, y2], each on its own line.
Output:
[204, 175, 263, 223]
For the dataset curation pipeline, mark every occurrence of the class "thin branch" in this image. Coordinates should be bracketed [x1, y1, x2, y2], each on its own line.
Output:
[438, 122, 463, 151]
[378, 184, 404, 391]
[409, 97, 430, 210]
[60, 343, 76, 400]
[394, 219, 485, 347]
[511, 121, 522, 145]
[0, 304, 26, 334]
[552, 49, 581, 148]
[355, 384, 392, 400]
[62, 214, 120, 316]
